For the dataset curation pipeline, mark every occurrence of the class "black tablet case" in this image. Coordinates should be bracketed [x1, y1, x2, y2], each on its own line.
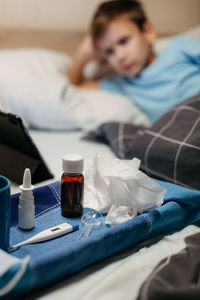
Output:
[0, 111, 54, 184]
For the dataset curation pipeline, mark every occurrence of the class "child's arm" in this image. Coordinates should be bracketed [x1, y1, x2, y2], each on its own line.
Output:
[67, 35, 99, 88]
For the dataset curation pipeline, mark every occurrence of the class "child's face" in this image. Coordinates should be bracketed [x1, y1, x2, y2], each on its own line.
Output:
[96, 17, 156, 77]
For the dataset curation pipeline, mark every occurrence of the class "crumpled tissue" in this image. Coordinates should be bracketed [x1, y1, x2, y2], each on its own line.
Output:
[83, 155, 166, 225]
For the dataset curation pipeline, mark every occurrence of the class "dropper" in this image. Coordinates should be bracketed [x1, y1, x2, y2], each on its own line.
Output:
[18, 168, 35, 230]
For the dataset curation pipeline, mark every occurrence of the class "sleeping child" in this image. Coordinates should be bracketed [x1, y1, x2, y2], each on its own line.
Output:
[67, 0, 200, 123]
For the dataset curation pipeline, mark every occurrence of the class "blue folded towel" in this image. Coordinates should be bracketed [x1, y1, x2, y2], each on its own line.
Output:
[11, 181, 61, 227]
[3, 180, 200, 297]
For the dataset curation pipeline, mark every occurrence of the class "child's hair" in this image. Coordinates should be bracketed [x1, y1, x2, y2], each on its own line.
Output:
[91, 0, 147, 44]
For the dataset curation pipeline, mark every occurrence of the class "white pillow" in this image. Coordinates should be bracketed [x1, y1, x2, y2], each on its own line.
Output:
[0, 48, 151, 130]
[0, 48, 82, 129]
[79, 89, 151, 130]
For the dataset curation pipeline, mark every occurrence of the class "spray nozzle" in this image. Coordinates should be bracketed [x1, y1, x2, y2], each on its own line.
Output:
[20, 168, 34, 191]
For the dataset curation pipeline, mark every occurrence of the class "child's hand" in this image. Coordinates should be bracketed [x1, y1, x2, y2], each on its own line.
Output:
[67, 35, 100, 85]
[75, 35, 99, 63]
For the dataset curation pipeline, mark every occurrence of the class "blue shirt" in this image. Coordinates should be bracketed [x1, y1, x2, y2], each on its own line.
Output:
[99, 35, 200, 123]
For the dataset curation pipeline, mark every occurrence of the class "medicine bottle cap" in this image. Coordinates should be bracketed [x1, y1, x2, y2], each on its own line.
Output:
[62, 154, 84, 174]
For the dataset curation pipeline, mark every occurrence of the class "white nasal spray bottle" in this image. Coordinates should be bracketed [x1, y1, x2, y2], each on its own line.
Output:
[18, 168, 35, 230]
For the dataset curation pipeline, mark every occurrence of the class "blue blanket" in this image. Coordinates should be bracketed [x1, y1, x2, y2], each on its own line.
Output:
[5, 180, 200, 297]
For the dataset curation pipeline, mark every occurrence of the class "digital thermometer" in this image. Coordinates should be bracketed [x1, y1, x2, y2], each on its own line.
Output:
[9, 223, 79, 250]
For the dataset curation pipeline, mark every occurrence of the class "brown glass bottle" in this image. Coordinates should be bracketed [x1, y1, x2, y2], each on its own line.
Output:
[61, 154, 84, 218]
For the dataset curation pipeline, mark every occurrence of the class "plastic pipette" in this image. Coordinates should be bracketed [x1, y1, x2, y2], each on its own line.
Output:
[18, 168, 35, 230]
[9, 223, 79, 250]
[79, 210, 103, 239]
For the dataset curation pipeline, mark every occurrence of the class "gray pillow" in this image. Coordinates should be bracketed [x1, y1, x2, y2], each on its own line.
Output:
[85, 94, 200, 190]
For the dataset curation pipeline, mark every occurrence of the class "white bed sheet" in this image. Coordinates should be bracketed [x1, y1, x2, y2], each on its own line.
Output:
[33, 225, 200, 300]
[10, 130, 114, 194]
[31, 130, 115, 177]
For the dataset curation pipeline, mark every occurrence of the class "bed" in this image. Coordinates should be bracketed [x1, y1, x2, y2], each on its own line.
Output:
[0, 20, 200, 300]
[5, 123, 200, 300]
